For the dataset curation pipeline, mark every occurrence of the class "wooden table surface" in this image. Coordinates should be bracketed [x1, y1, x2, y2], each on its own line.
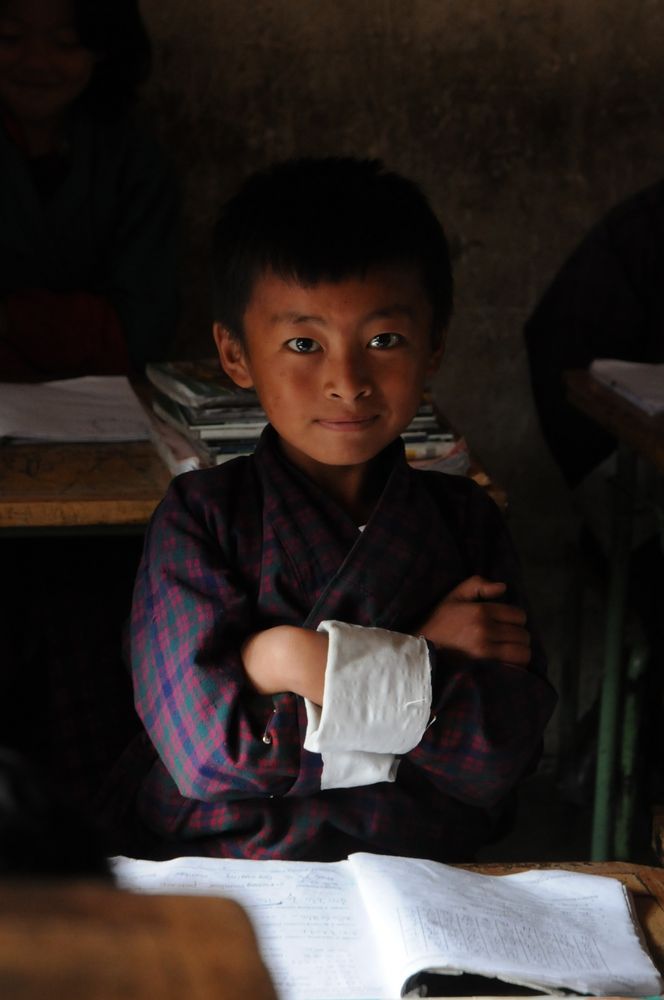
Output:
[0, 879, 277, 1000]
[566, 368, 664, 474]
[0, 440, 171, 530]
[0, 434, 504, 532]
[1, 861, 663, 1000]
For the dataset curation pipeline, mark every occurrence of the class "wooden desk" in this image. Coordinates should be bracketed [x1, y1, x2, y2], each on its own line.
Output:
[0, 431, 502, 533]
[0, 441, 170, 532]
[0, 879, 277, 1000]
[566, 369, 664, 474]
[1, 862, 663, 1000]
[566, 370, 664, 861]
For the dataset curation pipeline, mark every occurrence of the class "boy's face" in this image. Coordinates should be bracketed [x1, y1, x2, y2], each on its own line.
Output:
[215, 266, 443, 492]
[0, 0, 95, 127]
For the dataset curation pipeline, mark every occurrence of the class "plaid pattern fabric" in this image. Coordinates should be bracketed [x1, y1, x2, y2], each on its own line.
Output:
[118, 427, 556, 861]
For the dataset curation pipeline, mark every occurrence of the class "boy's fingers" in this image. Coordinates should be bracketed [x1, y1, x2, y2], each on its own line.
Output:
[483, 603, 528, 626]
[489, 622, 531, 646]
[446, 575, 507, 602]
[496, 644, 532, 668]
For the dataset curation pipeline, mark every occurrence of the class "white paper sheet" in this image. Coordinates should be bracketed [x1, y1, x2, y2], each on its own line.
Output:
[112, 855, 388, 1000]
[590, 359, 664, 415]
[349, 853, 664, 997]
[0, 376, 150, 442]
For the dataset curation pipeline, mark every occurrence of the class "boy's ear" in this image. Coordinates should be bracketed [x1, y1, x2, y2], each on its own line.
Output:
[426, 332, 446, 377]
[213, 323, 254, 389]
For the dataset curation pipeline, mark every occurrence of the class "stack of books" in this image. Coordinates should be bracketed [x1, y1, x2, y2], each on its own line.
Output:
[146, 360, 469, 477]
[146, 359, 267, 474]
[402, 395, 469, 474]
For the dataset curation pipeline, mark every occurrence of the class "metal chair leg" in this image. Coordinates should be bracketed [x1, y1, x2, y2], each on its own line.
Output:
[591, 444, 637, 860]
[614, 640, 649, 859]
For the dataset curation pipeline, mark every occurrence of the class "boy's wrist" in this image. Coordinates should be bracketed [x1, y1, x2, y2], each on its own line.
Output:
[242, 626, 328, 702]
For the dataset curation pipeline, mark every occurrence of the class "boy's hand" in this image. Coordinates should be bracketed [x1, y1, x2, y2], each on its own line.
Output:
[419, 575, 531, 667]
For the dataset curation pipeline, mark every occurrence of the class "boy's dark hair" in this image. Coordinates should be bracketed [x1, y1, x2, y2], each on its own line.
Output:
[212, 158, 453, 348]
[74, 0, 152, 119]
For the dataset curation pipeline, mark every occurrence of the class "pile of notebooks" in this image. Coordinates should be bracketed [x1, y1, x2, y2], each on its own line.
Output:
[146, 359, 469, 476]
[146, 359, 267, 471]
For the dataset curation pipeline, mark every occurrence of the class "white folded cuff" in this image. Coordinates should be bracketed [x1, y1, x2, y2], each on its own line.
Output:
[303, 620, 432, 790]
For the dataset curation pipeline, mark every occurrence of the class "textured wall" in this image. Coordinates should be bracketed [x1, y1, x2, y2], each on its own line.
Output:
[139, 0, 664, 717]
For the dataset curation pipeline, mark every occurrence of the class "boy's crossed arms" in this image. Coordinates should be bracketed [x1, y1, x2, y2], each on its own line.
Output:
[242, 575, 531, 706]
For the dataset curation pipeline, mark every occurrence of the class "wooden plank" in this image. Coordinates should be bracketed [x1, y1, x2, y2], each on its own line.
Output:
[565, 369, 664, 474]
[0, 442, 170, 528]
[0, 880, 277, 1000]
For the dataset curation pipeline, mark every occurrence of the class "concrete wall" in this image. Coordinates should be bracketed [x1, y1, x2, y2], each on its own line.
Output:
[139, 0, 664, 734]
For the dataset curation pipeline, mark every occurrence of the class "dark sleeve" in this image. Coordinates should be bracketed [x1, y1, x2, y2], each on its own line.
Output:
[130, 474, 307, 802]
[0, 125, 179, 380]
[524, 183, 664, 485]
[2, 289, 130, 379]
[406, 483, 557, 810]
[95, 127, 180, 372]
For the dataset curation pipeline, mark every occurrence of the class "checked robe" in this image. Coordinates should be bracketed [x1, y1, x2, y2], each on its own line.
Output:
[120, 426, 556, 861]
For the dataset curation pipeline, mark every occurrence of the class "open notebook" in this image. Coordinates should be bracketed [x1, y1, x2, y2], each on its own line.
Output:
[113, 852, 663, 1000]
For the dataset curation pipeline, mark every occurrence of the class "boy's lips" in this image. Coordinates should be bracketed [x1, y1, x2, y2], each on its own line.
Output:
[315, 415, 379, 431]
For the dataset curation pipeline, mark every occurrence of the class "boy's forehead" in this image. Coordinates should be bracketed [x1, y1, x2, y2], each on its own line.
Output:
[244, 264, 432, 323]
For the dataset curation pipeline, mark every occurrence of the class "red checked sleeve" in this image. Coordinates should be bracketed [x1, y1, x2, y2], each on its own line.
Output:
[2, 288, 130, 380]
[130, 474, 306, 802]
[403, 482, 555, 810]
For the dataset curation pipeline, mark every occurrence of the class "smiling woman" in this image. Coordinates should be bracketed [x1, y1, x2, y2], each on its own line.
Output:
[0, 1, 96, 141]
[0, 0, 180, 829]
[0, 0, 179, 380]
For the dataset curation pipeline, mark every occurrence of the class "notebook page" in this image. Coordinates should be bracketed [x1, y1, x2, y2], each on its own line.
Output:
[113, 855, 389, 1000]
[590, 359, 664, 415]
[0, 376, 150, 442]
[349, 854, 663, 997]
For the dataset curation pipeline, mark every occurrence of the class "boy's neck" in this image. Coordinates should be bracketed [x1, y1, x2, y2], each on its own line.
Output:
[303, 457, 389, 526]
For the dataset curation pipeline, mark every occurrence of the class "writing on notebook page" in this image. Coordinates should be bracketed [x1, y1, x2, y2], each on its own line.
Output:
[0, 376, 150, 443]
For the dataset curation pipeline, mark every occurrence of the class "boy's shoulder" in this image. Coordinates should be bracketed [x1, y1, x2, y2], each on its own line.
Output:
[159, 455, 260, 522]
[413, 464, 494, 507]
[410, 465, 506, 538]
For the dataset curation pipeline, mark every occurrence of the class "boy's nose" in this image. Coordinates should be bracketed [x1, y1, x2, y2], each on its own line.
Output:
[324, 353, 372, 401]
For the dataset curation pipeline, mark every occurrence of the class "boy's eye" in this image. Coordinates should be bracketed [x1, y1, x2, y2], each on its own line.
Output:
[368, 332, 403, 349]
[285, 337, 321, 354]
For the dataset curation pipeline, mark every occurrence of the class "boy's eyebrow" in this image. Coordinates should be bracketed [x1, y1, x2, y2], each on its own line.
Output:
[270, 311, 327, 326]
[270, 304, 416, 326]
[363, 304, 416, 323]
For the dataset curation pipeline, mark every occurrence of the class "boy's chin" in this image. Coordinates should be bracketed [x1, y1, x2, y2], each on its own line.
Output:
[278, 434, 395, 476]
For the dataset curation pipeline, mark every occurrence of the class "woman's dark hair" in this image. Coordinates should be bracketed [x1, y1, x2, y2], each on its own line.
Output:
[212, 157, 453, 349]
[74, 0, 152, 118]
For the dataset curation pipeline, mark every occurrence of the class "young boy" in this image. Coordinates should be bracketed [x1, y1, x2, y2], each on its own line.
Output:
[125, 158, 556, 862]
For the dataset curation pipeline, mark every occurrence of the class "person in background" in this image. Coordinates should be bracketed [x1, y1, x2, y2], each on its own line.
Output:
[524, 181, 664, 816]
[0, 0, 179, 381]
[524, 180, 664, 494]
[0, 0, 178, 824]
